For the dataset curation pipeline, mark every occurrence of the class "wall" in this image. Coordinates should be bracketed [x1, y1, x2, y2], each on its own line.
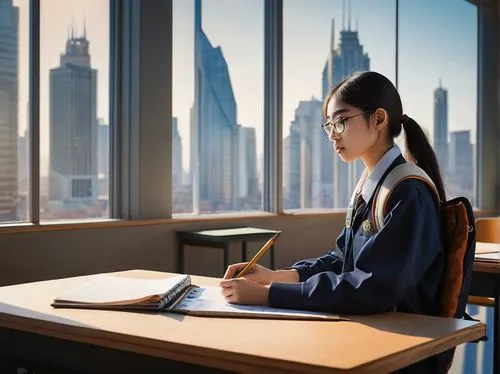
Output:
[0, 213, 346, 286]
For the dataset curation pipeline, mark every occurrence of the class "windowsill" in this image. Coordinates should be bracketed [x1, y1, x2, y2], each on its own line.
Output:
[172, 210, 276, 220]
[0, 208, 495, 234]
[0, 213, 282, 234]
[282, 208, 347, 215]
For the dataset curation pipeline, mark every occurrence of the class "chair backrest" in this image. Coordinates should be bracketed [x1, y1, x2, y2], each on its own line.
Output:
[475, 217, 500, 243]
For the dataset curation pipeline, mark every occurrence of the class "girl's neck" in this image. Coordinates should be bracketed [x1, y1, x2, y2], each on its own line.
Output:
[362, 141, 394, 172]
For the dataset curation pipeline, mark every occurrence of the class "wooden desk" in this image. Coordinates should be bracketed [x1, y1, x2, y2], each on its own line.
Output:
[471, 242, 500, 373]
[0, 270, 485, 374]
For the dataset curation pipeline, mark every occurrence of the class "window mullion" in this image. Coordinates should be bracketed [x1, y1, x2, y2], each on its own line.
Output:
[29, 0, 41, 224]
[477, 1, 499, 211]
[264, 0, 283, 213]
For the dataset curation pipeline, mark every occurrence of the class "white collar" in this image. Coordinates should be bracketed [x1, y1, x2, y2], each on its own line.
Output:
[350, 145, 402, 205]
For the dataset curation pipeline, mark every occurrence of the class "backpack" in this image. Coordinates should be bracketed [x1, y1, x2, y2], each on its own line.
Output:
[370, 163, 476, 319]
[370, 163, 479, 371]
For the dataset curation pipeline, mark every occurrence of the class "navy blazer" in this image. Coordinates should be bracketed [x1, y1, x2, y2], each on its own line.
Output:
[268, 155, 446, 373]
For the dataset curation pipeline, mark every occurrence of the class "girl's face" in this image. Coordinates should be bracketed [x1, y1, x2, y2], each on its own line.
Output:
[325, 96, 379, 163]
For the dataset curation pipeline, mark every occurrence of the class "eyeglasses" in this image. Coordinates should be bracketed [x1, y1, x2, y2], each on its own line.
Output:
[321, 111, 372, 138]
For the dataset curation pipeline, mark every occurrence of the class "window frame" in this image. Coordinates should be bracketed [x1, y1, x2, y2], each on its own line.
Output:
[475, 0, 499, 211]
[29, 0, 40, 224]
[111, 0, 172, 220]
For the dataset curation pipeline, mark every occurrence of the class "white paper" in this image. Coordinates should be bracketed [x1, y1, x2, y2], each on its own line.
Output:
[475, 252, 500, 262]
[475, 242, 500, 254]
[55, 274, 188, 304]
[175, 286, 339, 320]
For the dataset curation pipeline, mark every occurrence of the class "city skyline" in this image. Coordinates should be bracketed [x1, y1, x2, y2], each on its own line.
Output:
[280, 5, 475, 210]
[9, 1, 477, 176]
[174, 0, 475, 211]
[6, 0, 478, 208]
[174, 0, 477, 171]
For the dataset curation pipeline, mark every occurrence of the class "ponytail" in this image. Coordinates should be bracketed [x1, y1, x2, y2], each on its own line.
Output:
[401, 114, 446, 202]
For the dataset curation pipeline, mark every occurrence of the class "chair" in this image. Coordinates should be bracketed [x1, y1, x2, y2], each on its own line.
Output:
[475, 217, 500, 243]
[468, 217, 500, 307]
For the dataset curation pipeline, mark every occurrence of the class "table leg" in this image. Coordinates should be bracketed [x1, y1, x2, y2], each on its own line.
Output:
[495, 286, 500, 374]
[242, 241, 247, 262]
[270, 245, 275, 270]
[223, 243, 229, 274]
[178, 240, 184, 273]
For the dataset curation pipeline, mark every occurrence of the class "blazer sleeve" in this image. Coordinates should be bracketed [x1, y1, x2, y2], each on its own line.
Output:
[268, 180, 443, 314]
[290, 227, 347, 280]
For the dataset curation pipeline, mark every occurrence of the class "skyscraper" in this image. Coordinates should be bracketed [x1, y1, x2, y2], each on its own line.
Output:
[321, 14, 370, 208]
[322, 17, 370, 98]
[49, 27, 98, 203]
[434, 80, 448, 173]
[97, 120, 109, 179]
[97, 120, 109, 198]
[18, 128, 28, 196]
[237, 125, 258, 205]
[172, 117, 183, 187]
[286, 99, 324, 209]
[283, 134, 291, 207]
[286, 126, 301, 209]
[449, 130, 473, 202]
[193, 0, 238, 211]
[0, 0, 19, 221]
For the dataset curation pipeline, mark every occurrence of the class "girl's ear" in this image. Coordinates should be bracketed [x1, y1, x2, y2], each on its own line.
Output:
[374, 108, 389, 131]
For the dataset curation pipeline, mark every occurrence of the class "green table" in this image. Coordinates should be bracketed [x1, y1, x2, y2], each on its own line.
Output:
[177, 227, 279, 274]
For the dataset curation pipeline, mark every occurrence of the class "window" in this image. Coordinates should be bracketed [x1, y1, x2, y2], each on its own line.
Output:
[399, 0, 477, 206]
[0, 0, 27, 223]
[0, 0, 486, 226]
[40, 0, 110, 220]
[282, 0, 396, 210]
[172, 0, 264, 215]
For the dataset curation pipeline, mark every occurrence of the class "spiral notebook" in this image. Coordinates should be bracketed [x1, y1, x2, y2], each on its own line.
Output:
[51, 273, 340, 320]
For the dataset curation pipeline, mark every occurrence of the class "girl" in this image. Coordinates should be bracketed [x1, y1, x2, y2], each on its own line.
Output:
[221, 71, 447, 371]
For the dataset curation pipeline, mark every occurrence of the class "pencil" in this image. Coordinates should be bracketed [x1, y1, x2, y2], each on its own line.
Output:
[235, 232, 281, 278]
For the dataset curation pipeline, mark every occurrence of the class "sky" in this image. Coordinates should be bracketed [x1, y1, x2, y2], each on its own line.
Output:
[13, 0, 477, 174]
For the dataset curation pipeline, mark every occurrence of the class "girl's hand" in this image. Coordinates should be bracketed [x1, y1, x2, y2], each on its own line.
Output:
[223, 263, 300, 285]
[222, 262, 275, 285]
[219, 278, 270, 305]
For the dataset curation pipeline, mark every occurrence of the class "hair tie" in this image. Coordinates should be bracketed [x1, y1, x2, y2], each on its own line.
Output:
[401, 114, 409, 125]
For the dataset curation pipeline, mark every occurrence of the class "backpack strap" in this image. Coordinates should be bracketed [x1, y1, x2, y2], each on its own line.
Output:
[373, 163, 440, 232]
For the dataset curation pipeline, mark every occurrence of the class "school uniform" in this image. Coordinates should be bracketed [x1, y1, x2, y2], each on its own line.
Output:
[268, 145, 446, 373]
